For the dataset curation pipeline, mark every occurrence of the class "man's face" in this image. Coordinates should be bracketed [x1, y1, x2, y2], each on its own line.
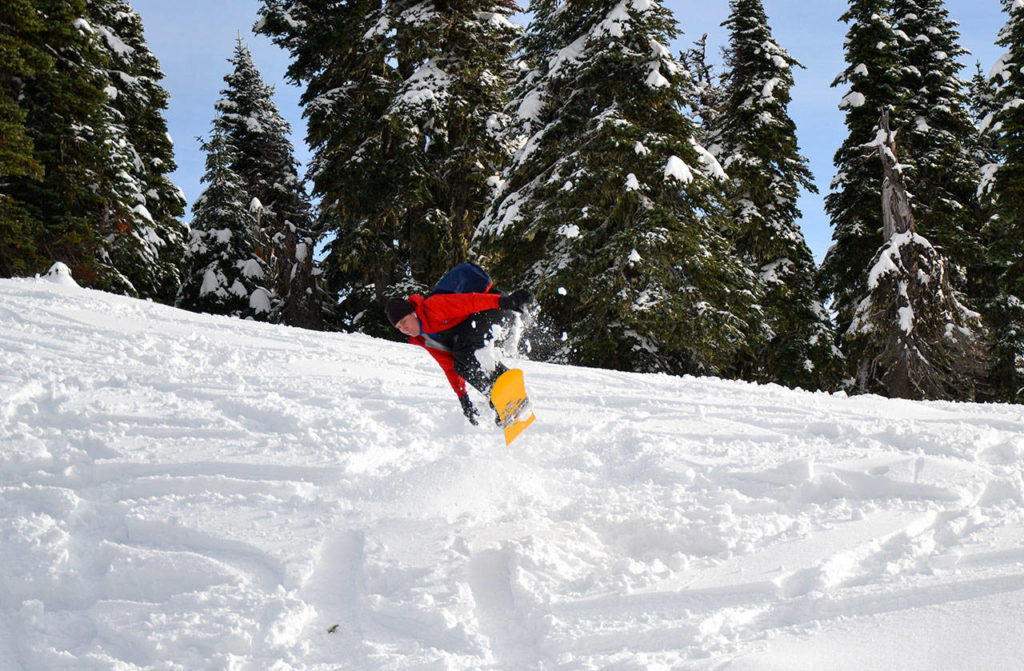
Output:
[395, 312, 420, 337]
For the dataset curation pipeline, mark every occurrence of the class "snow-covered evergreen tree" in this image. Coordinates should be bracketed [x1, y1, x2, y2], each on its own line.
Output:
[0, 0, 187, 298]
[713, 0, 841, 389]
[86, 0, 188, 303]
[846, 112, 987, 400]
[0, 0, 50, 275]
[889, 0, 983, 298]
[257, 0, 520, 334]
[475, 0, 759, 375]
[215, 39, 322, 328]
[821, 0, 902, 345]
[0, 0, 44, 182]
[0, 0, 114, 283]
[979, 0, 1024, 402]
[824, 0, 990, 398]
[177, 125, 272, 320]
[259, 0, 396, 333]
[970, 61, 1002, 190]
[385, 0, 521, 275]
[968, 63, 1004, 332]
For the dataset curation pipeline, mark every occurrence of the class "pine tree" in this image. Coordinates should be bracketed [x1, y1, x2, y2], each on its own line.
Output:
[474, 0, 759, 375]
[257, 0, 521, 334]
[386, 0, 521, 277]
[820, 0, 903, 346]
[969, 63, 1004, 325]
[86, 0, 188, 302]
[846, 112, 987, 399]
[0, 0, 113, 284]
[825, 0, 989, 398]
[971, 61, 1002, 196]
[1, 0, 187, 296]
[0, 0, 50, 274]
[259, 0, 396, 333]
[215, 38, 322, 328]
[176, 125, 272, 319]
[890, 0, 983, 300]
[980, 0, 1024, 402]
[713, 0, 841, 389]
[0, 1, 45, 181]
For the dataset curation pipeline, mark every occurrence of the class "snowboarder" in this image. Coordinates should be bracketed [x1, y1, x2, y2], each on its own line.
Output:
[385, 285, 533, 425]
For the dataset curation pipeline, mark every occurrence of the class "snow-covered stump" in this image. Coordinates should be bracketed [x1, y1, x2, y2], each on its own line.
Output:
[845, 112, 988, 400]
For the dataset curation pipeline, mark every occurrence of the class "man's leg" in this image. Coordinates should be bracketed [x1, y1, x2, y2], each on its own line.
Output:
[450, 310, 514, 397]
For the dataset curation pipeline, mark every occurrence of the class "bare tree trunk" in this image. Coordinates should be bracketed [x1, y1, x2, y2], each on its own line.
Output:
[878, 110, 915, 240]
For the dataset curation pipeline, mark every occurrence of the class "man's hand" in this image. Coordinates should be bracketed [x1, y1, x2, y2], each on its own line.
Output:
[459, 394, 480, 425]
[499, 288, 533, 313]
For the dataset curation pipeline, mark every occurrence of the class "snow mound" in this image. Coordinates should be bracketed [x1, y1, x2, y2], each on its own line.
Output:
[1, 278, 1024, 669]
[41, 262, 79, 287]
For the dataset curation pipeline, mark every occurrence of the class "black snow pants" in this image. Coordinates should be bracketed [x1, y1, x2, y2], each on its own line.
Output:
[434, 309, 515, 396]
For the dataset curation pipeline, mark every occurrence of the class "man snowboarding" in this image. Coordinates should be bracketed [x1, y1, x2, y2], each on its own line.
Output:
[385, 275, 533, 426]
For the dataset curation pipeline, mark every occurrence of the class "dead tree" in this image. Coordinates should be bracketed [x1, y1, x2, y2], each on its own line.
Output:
[844, 111, 988, 400]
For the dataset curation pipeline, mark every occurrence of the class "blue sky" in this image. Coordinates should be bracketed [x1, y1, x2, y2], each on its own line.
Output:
[130, 0, 1007, 263]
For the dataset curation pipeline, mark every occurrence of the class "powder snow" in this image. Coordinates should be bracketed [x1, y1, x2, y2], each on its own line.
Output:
[2, 277, 1024, 669]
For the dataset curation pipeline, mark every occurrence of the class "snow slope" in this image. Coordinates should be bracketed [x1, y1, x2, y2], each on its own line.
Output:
[2, 276, 1024, 670]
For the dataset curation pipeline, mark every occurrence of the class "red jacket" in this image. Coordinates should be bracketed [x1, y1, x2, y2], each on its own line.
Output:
[406, 292, 502, 397]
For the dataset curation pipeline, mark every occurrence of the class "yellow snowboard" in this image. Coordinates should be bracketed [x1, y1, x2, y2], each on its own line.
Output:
[490, 369, 535, 445]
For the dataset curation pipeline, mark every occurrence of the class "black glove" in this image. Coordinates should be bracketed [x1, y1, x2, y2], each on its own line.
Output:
[459, 394, 480, 425]
[498, 288, 533, 313]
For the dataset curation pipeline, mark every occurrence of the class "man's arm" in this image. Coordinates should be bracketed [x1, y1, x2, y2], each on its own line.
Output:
[415, 336, 468, 397]
[408, 336, 478, 424]
[424, 292, 502, 321]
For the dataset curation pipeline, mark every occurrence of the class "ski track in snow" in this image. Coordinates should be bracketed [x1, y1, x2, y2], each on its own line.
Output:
[2, 278, 1024, 670]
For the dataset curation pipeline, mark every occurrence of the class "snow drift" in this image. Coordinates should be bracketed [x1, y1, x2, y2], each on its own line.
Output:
[2, 276, 1024, 670]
